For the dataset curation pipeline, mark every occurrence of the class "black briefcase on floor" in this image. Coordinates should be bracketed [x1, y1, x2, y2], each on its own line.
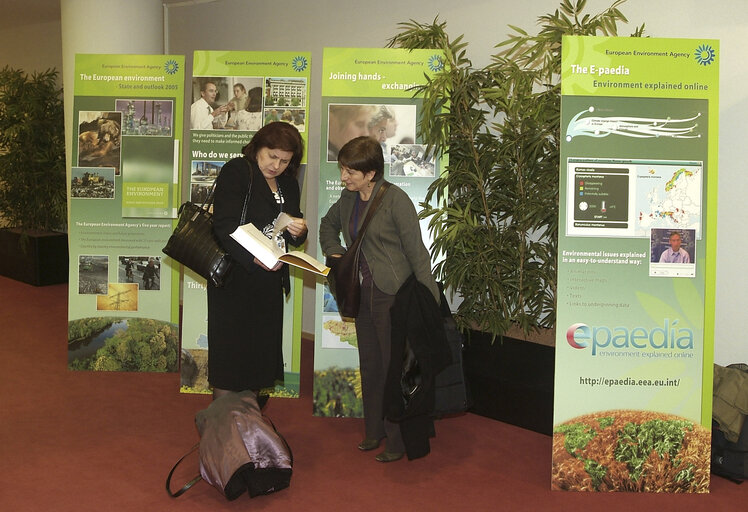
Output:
[433, 286, 471, 417]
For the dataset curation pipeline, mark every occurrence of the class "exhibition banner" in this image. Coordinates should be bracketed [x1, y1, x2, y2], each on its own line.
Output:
[67, 54, 184, 372]
[313, 48, 445, 417]
[553, 36, 719, 492]
[180, 51, 311, 395]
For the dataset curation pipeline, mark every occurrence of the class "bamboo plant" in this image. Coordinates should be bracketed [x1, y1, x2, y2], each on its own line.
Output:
[388, 0, 644, 338]
[0, 66, 67, 232]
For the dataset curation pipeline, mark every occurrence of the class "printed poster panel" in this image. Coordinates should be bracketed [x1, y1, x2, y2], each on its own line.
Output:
[180, 51, 311, 396]
[313, 48, 445, 417]
[553, 36, 719, 492]
[67, 54, 185, 372]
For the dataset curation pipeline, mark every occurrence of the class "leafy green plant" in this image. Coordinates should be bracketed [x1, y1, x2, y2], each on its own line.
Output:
[614, 419, 694, 482]
[388, 0, 643, 338]
[0, 67, 66, 232]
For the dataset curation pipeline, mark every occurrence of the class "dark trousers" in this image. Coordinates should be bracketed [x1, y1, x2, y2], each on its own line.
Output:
[355, 283, 404, 453]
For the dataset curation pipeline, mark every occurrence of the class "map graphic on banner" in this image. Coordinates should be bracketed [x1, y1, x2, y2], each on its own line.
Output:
[67, 54, 184, 373]
[553, 36, 718, 493]
[313, 47, 444, 417]
[565, 157, 703, 239]
[180, 50, 311, 396]
[636, 163, 701, 236]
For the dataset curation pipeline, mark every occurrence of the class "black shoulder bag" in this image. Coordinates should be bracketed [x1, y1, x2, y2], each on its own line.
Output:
[162, 160, 253, 287]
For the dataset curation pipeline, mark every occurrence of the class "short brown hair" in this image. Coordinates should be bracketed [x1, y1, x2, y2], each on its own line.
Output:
[337, 136, 384, 181]
[242, 121, 304, 177]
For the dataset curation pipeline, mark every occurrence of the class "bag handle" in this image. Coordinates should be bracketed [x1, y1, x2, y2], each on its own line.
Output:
[165, 442, 202, 498]
[200, 157, 254, 222]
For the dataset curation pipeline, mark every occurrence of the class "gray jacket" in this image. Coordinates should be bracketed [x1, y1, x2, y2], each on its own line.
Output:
[319, 179, 439, 301]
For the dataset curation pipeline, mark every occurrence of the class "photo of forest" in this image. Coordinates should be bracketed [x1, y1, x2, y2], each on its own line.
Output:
[68, 317, 179, 372]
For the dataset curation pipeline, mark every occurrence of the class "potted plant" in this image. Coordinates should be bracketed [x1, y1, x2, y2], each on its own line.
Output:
[0, 66, 68, 285]
[388, 0, 643, 433]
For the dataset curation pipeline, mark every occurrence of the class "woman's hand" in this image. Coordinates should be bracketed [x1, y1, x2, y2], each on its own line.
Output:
[286, 217, 308, 238]
[254, 257, 283, 271]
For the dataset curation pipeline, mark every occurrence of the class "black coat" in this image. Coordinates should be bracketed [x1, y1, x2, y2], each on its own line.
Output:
[383, 274, 451, 459]
[212, 157, 305, 292]
[206, 157, 306, 391]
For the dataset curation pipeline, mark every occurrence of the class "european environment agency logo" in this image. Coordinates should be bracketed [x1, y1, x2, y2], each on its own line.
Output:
[566, 320, 694, 355]
[164, 59, 179, 75]
[292, 55, 308, 72]
[694, 44, 715, 66]
[428, 54, 444, 72]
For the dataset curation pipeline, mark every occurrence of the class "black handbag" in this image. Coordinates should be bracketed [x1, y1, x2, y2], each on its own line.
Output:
[162, 162, 252, 287]
[325, 182, 389, 318]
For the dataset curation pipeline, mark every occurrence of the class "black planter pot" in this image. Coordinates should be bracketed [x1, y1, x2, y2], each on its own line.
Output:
[463, 330, 555, 435]
[0, 229, 68, 286]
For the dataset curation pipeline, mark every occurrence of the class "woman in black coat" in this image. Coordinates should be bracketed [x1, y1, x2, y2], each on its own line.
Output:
[208, 122, 307, 401]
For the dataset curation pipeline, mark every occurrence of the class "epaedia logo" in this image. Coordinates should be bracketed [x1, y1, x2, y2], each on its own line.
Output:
[566, 320, 694, 356]
[566, 323, 589, 349]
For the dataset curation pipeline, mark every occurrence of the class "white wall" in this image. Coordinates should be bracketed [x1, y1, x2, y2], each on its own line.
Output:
[4, 0, 744, 365]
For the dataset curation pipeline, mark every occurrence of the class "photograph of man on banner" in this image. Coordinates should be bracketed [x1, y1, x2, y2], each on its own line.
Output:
[649, 227, 696, 278]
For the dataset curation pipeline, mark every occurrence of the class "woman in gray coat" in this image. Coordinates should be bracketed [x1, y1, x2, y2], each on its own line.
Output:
[319, 136, 438, 462]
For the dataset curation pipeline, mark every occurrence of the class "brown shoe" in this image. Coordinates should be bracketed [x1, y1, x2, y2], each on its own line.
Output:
[375, 450, 404, 463]
[357, 438, 383, 451]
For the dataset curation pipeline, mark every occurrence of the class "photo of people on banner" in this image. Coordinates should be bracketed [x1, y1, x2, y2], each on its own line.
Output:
[649, 227, 696, 278]
[326, 103, 419, 165]
[190, 76, 307, 132]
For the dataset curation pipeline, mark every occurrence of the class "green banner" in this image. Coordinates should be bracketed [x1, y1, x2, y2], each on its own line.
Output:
[180, 50, 311, 396]
[313, 47, 445, 417]
[67, 54, 185, 372]
[553, 36, 718, 492]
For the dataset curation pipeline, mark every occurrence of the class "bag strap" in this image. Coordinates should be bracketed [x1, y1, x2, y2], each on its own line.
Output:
[240, 157, 254, 224]
[200, 158, 253, 221]
[201, 181, 219, 210]
[350, 181, 390, 249]
[165, 442, 202, 498]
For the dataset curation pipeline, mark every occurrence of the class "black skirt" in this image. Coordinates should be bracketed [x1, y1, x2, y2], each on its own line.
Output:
[207, 263, 284, 391]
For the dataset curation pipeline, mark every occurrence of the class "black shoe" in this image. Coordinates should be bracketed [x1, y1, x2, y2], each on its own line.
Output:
[357, 437, 383, 451]
[375, 450, 404, 463]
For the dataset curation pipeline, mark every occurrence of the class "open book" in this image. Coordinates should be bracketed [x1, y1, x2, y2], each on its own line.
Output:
[230, 213, 329, 277]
